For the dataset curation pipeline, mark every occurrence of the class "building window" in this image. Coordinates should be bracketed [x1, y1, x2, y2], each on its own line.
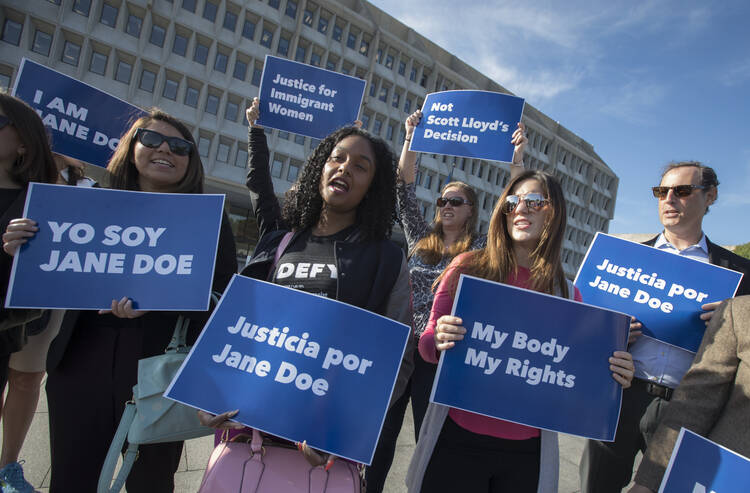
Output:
[173, 32, 188, 56]
[332, 23, 343, 42]
[268, 0, 280, 8]
[386, 123, 394, 141]
[317, 16, 328, 34]
[125, 14, 142, 37]
[203, 1, 218, 22]
[194, 41, 209, 65]
[181, 0, 196, 13]
[378, 86, 388, 102]
[410, 67, 417, 82]
[198, 136, 210, 157]
[114, 59, 132, 83]
[359, 39, 369, 56]
[398, 60, 406, 76]
[72, 0, 92, 17]
[163, 77, 179, 100]
[139, 69, 156, 92]
[294, 134, 305, 145]
[242, 19, 255, 40]
[360, 113, 370, 129]
[235, 149, 248, 168]
[277, 35, 290, 56]
[216, 142, 230, 162]
[302, 7, 313, 26]
[285, 0, 297, 19]
[326, 59, 336, 71]
[251, 65, 262, 86]
[32, 30, 53, 56]
[89, 51, 108, 75]
[385, 54, 394, 69]
[424, 173, 432, 190]
[184, 86, 199, 107]
[223, 11, 237, 31]
[205, 94, 219, 115]
[295, 44, 306, 63]
[233, 59, 247, 80]
[369, 80, 377, 98]
[278, 131, 289, 140]
[214, 52, 228, 73]
[287, 163, 300, 182]
[310, 51, 321, 67]
[271, 156, 283, 177]
[260, 27, 273, 48]
[392, 92, 400, 109]
[225, 101, 239, 122]
[149, 24, 166, 47]
[100, 3, 118, 27]
[346, 31, 356, 50]
[62, 40, 81, 66]
[372, 118, 382, 135]
[1, 19, 22, 46]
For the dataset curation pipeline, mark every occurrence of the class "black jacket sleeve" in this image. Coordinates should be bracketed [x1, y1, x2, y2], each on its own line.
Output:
[246, 127, 285, 239]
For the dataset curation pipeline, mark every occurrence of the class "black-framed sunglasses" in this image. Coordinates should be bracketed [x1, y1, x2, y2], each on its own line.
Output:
[134, 128, 193, 156]
[0, 115, 11, 130]
[436, 196, 473, 208]
[651, 184, 706, 199]
[501, 193, 550, 214]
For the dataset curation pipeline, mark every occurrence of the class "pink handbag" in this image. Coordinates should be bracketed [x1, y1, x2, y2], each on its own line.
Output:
[197, 429, 362, 493]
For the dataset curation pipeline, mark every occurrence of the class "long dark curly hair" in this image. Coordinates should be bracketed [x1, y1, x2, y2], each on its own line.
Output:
[281, 127, 398, 241]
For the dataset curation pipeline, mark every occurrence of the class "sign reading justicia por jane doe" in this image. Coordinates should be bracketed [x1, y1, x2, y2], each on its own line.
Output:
[257, 55, 366, 139]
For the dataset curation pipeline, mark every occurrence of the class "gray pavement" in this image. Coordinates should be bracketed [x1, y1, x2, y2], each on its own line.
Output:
[3, 379, 639, 492]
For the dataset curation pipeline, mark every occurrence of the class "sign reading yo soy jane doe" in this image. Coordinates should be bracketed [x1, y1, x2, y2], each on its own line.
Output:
[257, 55, 366, 139]
[574, 233, 743, 352]
[409, 90, 525, 163]
[6, 184, 224, 311]
[431, 275, 629, 441]
[165, 275, 411, 464]
[12, 58, 146, 167]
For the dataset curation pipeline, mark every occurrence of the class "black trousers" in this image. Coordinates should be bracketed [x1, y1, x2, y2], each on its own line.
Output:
[365, 349, 436, 493]
[421, 417, 540, 493]
[579, 378, 669, 492]
[46, 323, 183, 492]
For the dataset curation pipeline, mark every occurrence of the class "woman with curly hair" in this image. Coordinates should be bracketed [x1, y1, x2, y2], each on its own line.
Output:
[198, 98, 413, 474]
[406, 170, 634, 493]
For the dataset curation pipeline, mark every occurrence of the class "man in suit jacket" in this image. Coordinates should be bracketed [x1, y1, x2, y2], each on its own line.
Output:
[627, 295, 750, 492]
[580, 161, 750, 492]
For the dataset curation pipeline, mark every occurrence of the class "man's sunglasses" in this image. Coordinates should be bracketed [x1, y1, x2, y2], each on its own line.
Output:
[436, 196, 472, 208]
[501, 193, 550, 214]
[651, 185, 706, 199]
[0, 115, 11, 130]
[134, 128, 193, 156]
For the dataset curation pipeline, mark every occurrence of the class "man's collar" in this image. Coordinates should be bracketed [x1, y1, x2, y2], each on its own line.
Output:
[654, 231, 708, 253]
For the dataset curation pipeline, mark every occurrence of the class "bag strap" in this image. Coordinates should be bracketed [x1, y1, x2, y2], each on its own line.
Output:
[267, 231, 294, 281]
[251, 428, 264, 454]
[98, 402, 138, 493]
[166, 291, 221, 351]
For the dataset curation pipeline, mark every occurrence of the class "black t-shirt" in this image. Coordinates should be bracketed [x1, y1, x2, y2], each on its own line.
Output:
[271, 225, 356, 298]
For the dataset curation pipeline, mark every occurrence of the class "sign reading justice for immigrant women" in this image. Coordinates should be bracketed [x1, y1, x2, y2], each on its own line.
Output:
[257, 55, 366, 139]
[409, 90, 525, 163]
[166, 275, 411, 464]
[12, 58, 146, 168]
[5, 184, 225, 311]
[431, 275, 630, 441]
[575, 233, 743, 353]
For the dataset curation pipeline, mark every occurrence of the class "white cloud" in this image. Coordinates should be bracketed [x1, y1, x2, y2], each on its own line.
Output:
[599, 80, 667, 124]
[720, 58, 750, 87]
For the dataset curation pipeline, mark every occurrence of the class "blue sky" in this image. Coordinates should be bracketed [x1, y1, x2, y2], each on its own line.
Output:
[371, 0, 750, 246]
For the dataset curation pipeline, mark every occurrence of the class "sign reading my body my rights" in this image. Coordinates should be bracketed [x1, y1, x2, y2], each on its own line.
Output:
[257, 55, 366, 139]
[431, 275, 630, 441]
[575, 233, 743, 352]
[12, 58, 146, 167]
[5, 184, 224, 311]
[165, 275, 410, 464]
[409, 90, 525, 163]
[660, 428, 750, 493]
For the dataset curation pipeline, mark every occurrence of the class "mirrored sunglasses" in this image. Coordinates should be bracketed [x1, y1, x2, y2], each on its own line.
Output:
[134, 128, 193, 156]
[501, 193, 550, 214]
[651, 184, 706, 199]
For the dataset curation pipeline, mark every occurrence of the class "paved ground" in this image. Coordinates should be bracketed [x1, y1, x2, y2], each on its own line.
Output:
[2, 378, 639, 492]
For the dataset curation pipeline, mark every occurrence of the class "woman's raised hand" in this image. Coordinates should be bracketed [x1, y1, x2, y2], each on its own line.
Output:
[3, 218, 39, 256]
[245, 97, 261, 128]
[404, 110, 422, 140]
[511, 122, 528, 166]
[609, 351, 634, 388]
[434, 315, 466, 351]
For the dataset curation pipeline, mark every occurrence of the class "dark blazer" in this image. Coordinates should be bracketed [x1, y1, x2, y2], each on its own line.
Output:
[643, 235, 750, 296]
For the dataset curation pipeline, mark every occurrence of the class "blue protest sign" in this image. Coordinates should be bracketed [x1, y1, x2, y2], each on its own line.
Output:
[574, 233, 743, 352]
[165, 275, 410, 464]
[430, 275, 629, 440]
[409, 90, 525, 162]
[660, 428, 750, 493]
[257, 55, 365, 139]
[5, 184, 224, 311]
[11, 58, 146, 167]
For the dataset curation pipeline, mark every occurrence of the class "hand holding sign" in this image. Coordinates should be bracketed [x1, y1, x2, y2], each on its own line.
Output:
[3, 218, 39, 256]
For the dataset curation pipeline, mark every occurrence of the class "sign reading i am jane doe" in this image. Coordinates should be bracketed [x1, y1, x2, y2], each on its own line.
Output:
[659, 428, 750, 493]
[5, 184, 224, 311]
[431, 275, 630, 441]
[409, 90, 525, 163]
[574, 233, 743, 352]
[257, 55, 366, 139]
[12, 58, 146, 167]
[165, 275, 411, 464]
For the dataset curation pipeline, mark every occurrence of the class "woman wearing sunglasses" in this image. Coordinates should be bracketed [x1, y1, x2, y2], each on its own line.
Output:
[406, 171, 634, 493]
[3, 109, 238, 492]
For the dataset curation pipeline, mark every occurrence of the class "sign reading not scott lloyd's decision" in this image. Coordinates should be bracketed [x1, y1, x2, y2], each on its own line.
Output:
[12, 58, 146, 167]
[409, 90, 525, 163]
[256, 55, 366, 139]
